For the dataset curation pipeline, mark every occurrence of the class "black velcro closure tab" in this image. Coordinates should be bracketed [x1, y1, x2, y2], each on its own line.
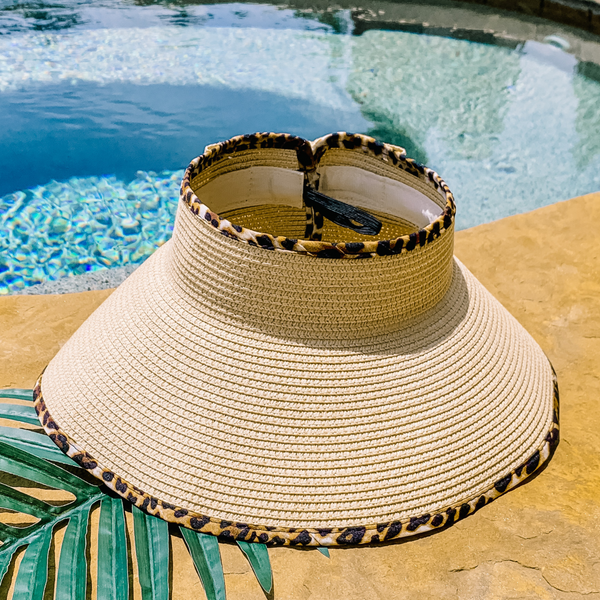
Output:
[303, 186, 382, 236]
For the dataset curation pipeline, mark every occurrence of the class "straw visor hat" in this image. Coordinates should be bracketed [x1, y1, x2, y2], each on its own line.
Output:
[34, 132, 559, 547]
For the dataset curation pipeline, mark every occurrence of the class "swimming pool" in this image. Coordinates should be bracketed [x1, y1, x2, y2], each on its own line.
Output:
[1, 0, 600, 294]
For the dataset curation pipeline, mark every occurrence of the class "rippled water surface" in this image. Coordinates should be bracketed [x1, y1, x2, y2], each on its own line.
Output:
[1, 0, 600, 293]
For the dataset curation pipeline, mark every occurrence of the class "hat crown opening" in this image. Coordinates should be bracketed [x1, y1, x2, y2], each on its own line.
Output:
[181, 133, 455, 256]
[170, 133, 457, 340]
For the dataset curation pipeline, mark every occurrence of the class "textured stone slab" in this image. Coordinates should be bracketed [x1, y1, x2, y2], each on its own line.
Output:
[460, 0, 600, 34]
[1, 192, 599, 599]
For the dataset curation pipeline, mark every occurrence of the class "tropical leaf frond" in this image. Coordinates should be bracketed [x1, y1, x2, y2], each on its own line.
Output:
[55, 504, 92, 600]
[0, 390, 35, 401]
[0, 425, 76, 466]
[97, 496, 129, 600]
[237, 540, 273, 594]
[132, 506, 170, 600]
[12, 531, 52, 600]
[181, 526, 226, 600]
[0, 403, 40, 426]
[0, 389, 275, 599]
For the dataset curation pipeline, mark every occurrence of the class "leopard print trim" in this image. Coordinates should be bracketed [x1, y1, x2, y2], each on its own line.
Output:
[33, 367, 559, 547]
[180, 132, 456, 259]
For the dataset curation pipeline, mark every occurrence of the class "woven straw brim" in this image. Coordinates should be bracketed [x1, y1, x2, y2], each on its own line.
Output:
[36, 209, 557, 546]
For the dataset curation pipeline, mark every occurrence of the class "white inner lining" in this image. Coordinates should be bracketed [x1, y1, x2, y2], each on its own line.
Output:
[199, 167, 305, 213]
[199, 165, 442, 228]
[318, 166, 442, 228]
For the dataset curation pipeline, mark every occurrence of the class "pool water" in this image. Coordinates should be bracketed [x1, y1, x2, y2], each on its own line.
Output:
[1, 0, 600, 294]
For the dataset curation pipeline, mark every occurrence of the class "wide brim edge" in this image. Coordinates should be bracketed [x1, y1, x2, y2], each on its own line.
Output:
[33, 365, 560, 547]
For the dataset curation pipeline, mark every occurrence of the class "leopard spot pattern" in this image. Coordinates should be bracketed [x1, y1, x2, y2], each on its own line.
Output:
[181, 132, 456, 259]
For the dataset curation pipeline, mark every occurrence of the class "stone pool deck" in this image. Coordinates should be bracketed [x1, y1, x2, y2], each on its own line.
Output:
[1, 191, 599, 599]
[472, 0, 600, 36]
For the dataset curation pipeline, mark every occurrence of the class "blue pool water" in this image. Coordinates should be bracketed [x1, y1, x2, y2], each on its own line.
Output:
[1, 0, 600, 294]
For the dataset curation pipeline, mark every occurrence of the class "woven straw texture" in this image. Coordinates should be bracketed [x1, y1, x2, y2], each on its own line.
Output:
[40, 195, 554, 528]
[220, 204, 418, 242]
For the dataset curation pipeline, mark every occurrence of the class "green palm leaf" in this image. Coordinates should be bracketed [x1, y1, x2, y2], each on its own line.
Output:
[56, 505, 92, 600]
[0, 439, 96, 497]
[0, 540, 17, 584]
[0, 425, 76, 465]
[12, 531, 52, 600]
[0, 435, 102, 598]
[181, 527, 226, 600]
[0, 389, 274, 599]
[237, 541, 273, 594]
[0, 389, 34, 401]
[97, 496, 129, 600]
[132, 506, 170, 600]
[0, 403, 40, 426]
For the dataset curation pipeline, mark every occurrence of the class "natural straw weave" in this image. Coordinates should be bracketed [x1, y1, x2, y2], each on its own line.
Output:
[36, 132, 557, 545]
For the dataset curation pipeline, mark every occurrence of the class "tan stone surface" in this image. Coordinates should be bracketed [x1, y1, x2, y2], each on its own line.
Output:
[0, 289, 112, 389]
[1, 192, 599, 599]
